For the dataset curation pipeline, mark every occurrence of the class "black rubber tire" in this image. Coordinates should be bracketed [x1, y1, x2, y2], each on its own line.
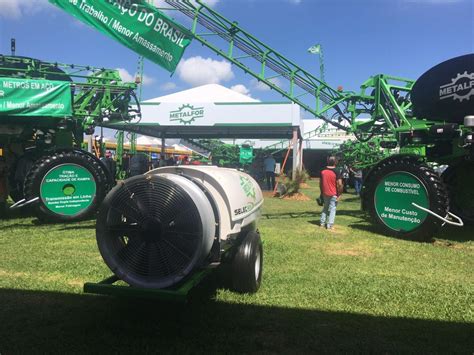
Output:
[442, 161, 474, 224]
[361, 155, 449, 242]
[8, 152, 37, 202]
[24, 149, 110, 222]
[230, 230, 263, 293]
[0, 202, 6, 219]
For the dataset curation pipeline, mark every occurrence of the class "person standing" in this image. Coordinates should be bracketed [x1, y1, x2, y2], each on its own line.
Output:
[350, 166, 363, 196]
[319, 156, 343, 230]
[159, 154, 167, 167]
[101, 151, 117, 183]
[263, 153, 276, 191]
[129, 153, 148, 177]
[341, 164, 350, 193]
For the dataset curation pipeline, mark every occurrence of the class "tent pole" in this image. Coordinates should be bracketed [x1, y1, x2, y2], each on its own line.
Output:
[292, 127, 298, 179]
[161, 134, 166, 158]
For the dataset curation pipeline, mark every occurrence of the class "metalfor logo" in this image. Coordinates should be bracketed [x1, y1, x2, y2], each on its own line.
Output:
[439, 71, 474, 102]
[169, 104, 204, 124]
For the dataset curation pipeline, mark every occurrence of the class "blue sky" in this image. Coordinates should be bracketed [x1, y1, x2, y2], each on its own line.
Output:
[0, 0, 473, 102]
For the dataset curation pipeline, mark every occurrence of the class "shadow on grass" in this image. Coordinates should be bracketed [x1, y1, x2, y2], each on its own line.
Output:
[57, 224, 96, 231]
[342, 196, 362, 202]
[263, 209, 366, 221]
[348, 221, 474, 243]
[31, 216, 96, 226]
[0, 221, 95, 231]
[435, 224, 474, 243]
[348, 221, 385, 235]
[0, 284, 472, 353]
[0, 204, 35, 220]
[262, 211, 317, 219]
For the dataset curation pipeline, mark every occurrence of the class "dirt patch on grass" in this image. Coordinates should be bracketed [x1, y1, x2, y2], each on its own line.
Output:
[327, 248, 373, 257]
[0, 269, 27, 278]
[299, 183, 310, 189]
[282, 193, 311, 201]
[262, 191, 274, 198]
[325, 227, 348, 235]
[322, 240, 375, 257]
[67, 279, 85, 287]
[433, 240, 473, 251]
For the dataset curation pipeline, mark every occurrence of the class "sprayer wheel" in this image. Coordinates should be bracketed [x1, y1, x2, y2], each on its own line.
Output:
[442, 161, 474, 224]
[24, 149, 110, 222]
[8, 152, 37, 202]
[362, 155, 449, 242]
[230, 230, 263, 293]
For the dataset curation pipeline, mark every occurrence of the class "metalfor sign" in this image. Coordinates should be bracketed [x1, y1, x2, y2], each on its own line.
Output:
[48, 0, 193, 72]
[374, 172, 429, 232]
[169, 104, 205, 125]
[0, 78, 72, 117]
[439, 71, 474, 102]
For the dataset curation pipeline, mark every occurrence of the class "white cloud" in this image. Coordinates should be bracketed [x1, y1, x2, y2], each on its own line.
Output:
[231, 84, 253, 97]
[176, 56, 234, 86]
[140, 74, 155, 86]
[116, 68, 155, 86]
[251, 77, 283, 91]
[160, 82, 178, 91]
[0, 0, 50, 19]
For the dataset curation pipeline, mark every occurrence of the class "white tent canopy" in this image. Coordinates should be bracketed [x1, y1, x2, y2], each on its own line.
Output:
[107, 84, 302, 140]
[146, 84, 259, 103]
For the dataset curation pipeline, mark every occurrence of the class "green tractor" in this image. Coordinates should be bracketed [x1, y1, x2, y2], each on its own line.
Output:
[338, 54, 474, 241]
[0, 55, 140, 222]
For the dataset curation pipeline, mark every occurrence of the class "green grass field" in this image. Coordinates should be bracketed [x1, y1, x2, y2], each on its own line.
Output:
[0, 179, 473, 353]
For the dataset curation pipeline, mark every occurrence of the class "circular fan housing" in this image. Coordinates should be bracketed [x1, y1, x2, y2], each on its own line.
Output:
[96, 174, 216, 289]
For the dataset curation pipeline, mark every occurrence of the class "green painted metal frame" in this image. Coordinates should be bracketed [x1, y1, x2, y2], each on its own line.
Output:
[164, 0, 350, 131]
[0, 55, 139, 133]
[334, 137, 393, 169]
[264, 122, 332, 153]
[162, 0, 471, 163]
[84, 267, 213, 302]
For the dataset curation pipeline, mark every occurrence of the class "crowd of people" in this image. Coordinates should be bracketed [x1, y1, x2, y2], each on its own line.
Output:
[101, 149, 360, 233]
[100, 151, 201, 181]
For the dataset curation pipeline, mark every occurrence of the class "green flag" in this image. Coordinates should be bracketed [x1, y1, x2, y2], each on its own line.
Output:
[0, 78, 72, 117]
[48, 0, 193, 73]
[308, 44, 321, 54]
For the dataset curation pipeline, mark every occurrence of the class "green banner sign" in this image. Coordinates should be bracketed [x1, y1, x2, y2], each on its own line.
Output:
[0, 77, 72, 117]
[374, 172, 429, 232]
[49, 0, 193, 73]
[40, 164, 97, 216]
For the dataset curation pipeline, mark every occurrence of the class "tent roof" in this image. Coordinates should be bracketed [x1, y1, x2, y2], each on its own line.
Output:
[106, 84, 301, 139]
[144, 84, 258, 103]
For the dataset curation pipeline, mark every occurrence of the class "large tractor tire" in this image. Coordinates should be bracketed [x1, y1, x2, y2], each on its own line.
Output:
[442, 162, 474, 224]
[24, 149, 112, 222]
[361, 155, 449, 242]
[8, 152, 37, 202]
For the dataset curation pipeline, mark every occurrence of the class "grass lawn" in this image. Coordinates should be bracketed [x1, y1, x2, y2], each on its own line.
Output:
[0, 178, 472, 353]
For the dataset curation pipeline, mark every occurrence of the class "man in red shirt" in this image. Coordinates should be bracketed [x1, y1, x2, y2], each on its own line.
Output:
[319, 156, 343, 230]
